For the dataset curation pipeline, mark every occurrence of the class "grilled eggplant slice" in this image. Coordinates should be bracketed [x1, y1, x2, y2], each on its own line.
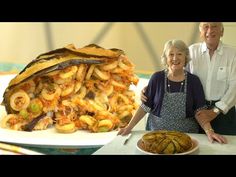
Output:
[3, 44, 122, 113]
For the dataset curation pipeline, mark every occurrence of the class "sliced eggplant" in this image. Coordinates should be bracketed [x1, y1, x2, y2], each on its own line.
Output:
[2, 44, 123, 114]
[23, 114, 46, 131]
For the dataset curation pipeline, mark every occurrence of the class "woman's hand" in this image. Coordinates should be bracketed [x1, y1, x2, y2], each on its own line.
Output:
[117, 126, 132, 136]
[206, 131, 228, 144]
[140, 86, 148, 103]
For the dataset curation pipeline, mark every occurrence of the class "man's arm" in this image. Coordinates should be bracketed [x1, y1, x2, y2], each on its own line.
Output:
[140, 86, 148, 102]
[195, 109, 219, 125]
[215, 57, 236, 114]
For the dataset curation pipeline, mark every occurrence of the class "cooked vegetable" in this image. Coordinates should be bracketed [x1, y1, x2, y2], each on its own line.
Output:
[10, 90, 30, 111]
[23, 114, 46, 131]
[19, 109, 29, 119]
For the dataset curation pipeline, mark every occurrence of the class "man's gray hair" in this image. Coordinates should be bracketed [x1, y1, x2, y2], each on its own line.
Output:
[199, 22, 224, 32]
[161, 39, 190, 67]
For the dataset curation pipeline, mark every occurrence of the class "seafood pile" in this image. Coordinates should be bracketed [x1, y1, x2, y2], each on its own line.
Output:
[0, 44, 139, 133]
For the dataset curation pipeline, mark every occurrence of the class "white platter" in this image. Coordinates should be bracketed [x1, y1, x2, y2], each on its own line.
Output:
[0, 105, 118, 148]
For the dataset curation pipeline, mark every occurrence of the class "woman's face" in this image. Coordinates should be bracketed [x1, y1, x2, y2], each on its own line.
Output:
[199, 22, 223, 47]
[166, 46, 186, 72]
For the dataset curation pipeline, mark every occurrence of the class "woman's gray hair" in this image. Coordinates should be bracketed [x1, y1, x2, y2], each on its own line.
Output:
[161, 39, 190, 67]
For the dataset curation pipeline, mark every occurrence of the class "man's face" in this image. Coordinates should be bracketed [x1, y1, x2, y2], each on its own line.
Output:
[199, 22, 223, 46]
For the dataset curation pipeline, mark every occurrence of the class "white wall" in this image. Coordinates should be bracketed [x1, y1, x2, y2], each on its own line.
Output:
[0, 22, 235, 73]
[0, 22, 47, 64]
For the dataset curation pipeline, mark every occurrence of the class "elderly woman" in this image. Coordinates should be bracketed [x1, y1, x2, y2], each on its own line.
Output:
[118, 39, 227, 144]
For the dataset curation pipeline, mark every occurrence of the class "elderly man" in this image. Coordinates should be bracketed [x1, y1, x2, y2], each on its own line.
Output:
[187, 22, 236, 135]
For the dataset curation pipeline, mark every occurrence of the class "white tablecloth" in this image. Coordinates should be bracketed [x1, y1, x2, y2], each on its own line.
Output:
[93, 130, 236, 155]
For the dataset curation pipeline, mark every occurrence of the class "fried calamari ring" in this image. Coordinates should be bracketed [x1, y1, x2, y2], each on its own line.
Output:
[117, 94, 130, 104]
[95, 93, 108, 104]
[41, 83, 62, 100]
[93, 67, 110, 80]
[118, 55, 134, 70]
[60, 81, 75, 97]
[0, 114, 18, 129]
[88, 100, 106, 111]
[96, 110, 113, 119]
[53, 74, 70, 85]
[59, 65, 78, 79]
[10, 90, 30, 111]
[99, 61, 118, 71]
[77, 86, 87, 99]
[76, 64, 87, 82]
[79, 115, 97, 128]
[97, 119, 113, 132]
[55, 122, 77, 133]
[104, 85, 114, 96]
[85, 64, 96, 80]
[1, 114, 27, 130]
[109, 93, 119, 111]
[74, 81, 82, 93]
[111, 79, 127, 90]
[97, 84, 114, 97]
[110, 67, 124, 74]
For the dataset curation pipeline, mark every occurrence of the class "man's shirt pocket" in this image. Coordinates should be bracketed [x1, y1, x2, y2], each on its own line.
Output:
[217, 67, 227, 81]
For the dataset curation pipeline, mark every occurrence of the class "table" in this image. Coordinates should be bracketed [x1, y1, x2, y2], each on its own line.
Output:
[93, 130, 236, 155]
